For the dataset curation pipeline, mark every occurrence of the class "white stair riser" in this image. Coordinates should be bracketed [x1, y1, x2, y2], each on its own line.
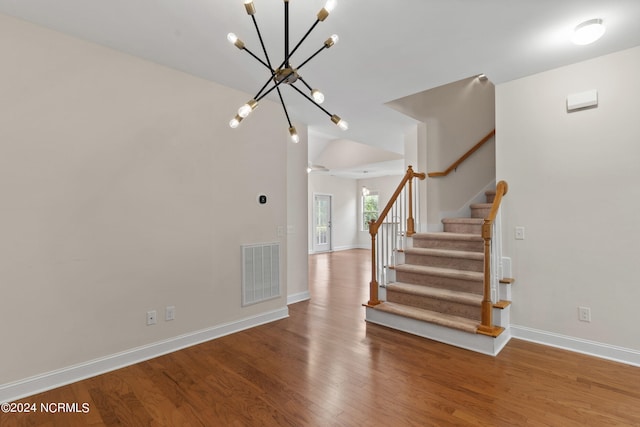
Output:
[493, 306, 510, 328]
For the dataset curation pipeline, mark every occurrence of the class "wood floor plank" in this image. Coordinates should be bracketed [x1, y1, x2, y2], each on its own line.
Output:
[2, 249, 640, 426]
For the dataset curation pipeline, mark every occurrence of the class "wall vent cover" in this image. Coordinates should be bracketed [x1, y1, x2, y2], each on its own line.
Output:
[242, 242, 280, 306]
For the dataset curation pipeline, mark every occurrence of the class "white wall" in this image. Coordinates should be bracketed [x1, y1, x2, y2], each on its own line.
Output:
[496, 46, 640, 355]
[0, 14, 298, 388]
[308, 174, 358, 252]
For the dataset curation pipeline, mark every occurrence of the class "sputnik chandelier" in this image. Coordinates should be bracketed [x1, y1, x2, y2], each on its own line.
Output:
[227, 0, 348, 143]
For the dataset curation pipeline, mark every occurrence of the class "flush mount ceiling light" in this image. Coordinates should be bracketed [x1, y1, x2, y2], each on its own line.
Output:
[571, 18, 606, 45]
[228, 0, 348, 143]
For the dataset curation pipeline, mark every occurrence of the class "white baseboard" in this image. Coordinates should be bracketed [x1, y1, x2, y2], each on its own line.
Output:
[510, 325, 640, 367]
[0, 307, 289, 403]
[309, 245, 368, 254]
[287, 291, 310, 305]
[332, 245, 364, 252]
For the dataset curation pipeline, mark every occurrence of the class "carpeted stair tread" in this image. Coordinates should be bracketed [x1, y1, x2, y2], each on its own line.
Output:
[404, 247, 483, 261]
[413, 232, 483, 242]
[374, 302, 479, 334]
[394, 264, 483, 282]
[387, 282, 482, 306]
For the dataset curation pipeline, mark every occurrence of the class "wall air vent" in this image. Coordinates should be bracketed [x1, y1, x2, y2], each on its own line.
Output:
[241, 242, 280, 306]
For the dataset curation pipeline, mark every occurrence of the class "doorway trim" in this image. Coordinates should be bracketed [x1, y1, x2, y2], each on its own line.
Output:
[312, 193, 333, 253]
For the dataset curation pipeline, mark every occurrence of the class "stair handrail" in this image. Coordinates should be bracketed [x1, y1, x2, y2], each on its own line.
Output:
[427, 129, 496, 178]
[477, 180, 508, 336]
[367, 166, 426, 306]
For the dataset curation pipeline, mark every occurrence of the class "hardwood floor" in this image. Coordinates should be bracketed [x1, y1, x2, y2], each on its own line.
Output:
[3, 249, 640, 426]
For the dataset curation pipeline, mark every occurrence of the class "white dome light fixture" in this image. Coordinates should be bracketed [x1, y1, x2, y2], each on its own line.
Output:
[572, 18, 605, 45]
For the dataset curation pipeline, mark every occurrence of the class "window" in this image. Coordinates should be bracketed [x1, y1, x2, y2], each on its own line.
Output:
[362, 192, 379, 231]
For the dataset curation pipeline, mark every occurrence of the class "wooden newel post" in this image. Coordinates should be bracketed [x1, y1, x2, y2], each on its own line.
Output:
[368, 219, 380, 306]
[407, 168, 415, 236]
[479, 220, 493, 332]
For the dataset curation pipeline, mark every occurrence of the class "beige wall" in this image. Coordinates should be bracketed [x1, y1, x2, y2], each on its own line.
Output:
[308, 174, 358, 252]
[0, 14, 299, 385]
[287, 124, 309, 300]
[496, 45, 640, 351]
[388, 77, 495, 230]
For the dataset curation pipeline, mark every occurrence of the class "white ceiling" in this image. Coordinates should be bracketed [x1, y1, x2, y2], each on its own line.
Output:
[2, 0, 640, 175]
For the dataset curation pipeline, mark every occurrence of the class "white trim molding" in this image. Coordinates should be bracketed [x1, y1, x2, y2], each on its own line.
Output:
[511, 325, 640, 367]
[0, 307, 289, 403]
[287, 290, 311, 305]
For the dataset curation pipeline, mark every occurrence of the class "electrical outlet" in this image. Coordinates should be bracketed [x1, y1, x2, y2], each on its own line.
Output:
[146, 310, 157, 326]
[578, 306, 591, 322]
[165, 305, 175, 321]
[515, 226, 525, 240]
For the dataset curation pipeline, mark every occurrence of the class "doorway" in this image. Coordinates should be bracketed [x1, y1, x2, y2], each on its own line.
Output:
[313, 194, 332, 253]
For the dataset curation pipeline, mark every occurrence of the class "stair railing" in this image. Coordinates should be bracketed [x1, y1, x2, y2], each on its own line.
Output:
[477, 180, 508, 336]
[367, 166, 426, 306]
[427, 129, 496, 178]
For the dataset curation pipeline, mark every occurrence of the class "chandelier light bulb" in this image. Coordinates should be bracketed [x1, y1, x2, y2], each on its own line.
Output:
[572, 19, 605, 45]
[311, 89, 325, 104]
[324, 0, 337, 13]
[325, 34, 339, 48]
[237, 104, 252, 118]
[237, 99, 258, 118]
[331, 114, 348, 131]
[289, 127, 300, 143]
[317, 0, 337, 21]
[243, 0, 256, 15]
[229, 115, 243, 128]
[227, 32, 245, 49]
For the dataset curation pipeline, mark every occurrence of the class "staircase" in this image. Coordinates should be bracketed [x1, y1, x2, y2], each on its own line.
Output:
[365, 190, 514, 356]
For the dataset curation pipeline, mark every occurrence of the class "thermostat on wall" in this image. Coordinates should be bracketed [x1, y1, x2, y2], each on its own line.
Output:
[257, 194, 267, 205]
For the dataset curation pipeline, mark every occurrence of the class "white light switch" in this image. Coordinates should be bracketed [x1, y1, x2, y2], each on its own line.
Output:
[515, 226, 525, 240]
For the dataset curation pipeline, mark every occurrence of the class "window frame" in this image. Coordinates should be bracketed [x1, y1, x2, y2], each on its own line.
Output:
[361, 191, 379, 231]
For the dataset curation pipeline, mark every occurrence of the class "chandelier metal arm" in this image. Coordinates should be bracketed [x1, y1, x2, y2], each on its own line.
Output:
[253, 75, 276, 101]
[241, 46, 272, 71]
[276, 87, 293, 128]
[296, 44, 329, 71]
[250, 15, 275, 72]
[284, 1, 290, 67]
[289, 83, 333, 118]
[298, 76, 313, 92]
[277, 19, 321, 71]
